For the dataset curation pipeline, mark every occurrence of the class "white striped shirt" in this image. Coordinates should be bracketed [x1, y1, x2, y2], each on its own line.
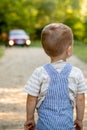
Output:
[24, 60, 87, 108]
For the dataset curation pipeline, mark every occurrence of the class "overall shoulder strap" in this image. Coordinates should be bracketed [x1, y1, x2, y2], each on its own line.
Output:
[44, 64, 58, 77]
[60, 63, 72, 77]
[44, 63, 72, 78]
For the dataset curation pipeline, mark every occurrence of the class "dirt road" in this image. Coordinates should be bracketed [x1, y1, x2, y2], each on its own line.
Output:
[0, 47, 87, 130]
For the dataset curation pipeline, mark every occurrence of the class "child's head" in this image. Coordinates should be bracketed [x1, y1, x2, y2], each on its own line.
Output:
[41, 23, 73, 58]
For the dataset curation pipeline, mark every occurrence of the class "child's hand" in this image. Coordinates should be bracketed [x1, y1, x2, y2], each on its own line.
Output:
[74, 120, 83, 130]
[24, 120, 35, 130]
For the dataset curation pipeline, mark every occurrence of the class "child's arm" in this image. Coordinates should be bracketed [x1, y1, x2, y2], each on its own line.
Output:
[24, 94, 37, 130]
[74, 93, 85, 130]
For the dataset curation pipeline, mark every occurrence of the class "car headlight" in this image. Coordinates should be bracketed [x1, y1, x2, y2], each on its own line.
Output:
[26, 40, 31, 45]
[9, 40, 14, 46]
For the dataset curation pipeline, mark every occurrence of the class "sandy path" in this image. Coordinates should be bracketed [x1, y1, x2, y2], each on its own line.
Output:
[0, 47, 87, 130]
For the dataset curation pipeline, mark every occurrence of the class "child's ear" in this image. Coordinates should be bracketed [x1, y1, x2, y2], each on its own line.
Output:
[67, 45, 72, 57]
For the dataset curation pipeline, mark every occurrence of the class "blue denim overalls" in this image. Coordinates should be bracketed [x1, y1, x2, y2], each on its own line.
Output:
[35, 63, 75, 130]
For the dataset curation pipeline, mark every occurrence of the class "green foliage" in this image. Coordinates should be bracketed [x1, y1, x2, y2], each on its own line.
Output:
[0, 0, 87, 42]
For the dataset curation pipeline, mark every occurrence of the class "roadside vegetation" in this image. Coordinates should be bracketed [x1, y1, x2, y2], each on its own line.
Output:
[0, 46, 5, 58]
[30, 40, 42, 48]
[0, 0, 87, 43]
[74, 41, 87, 63]
[0, 0, 87, 63]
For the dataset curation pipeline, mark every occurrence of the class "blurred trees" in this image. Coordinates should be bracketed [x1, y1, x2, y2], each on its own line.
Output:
[0, 0, 87, 42]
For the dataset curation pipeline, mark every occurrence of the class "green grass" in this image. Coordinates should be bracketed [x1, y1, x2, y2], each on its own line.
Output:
[31, 40, 42, 47]
[0, 46, 5, 58]
[74, 41, 87, 63]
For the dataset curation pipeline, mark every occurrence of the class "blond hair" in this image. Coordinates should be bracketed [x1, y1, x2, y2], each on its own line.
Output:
[41, 23, 73, 57]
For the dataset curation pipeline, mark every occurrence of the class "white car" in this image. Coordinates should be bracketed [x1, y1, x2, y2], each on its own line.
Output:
[8, 29, 31, 46]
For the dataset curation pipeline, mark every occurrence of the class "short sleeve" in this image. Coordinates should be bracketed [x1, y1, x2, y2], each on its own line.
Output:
[24, 68, 41, 96]
[77, 70, 87, 93]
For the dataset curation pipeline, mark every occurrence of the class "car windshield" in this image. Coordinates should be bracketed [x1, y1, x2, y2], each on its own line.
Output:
[10, 30, 26, 36]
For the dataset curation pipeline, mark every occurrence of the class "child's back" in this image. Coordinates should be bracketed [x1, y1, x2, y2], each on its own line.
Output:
[35, 63, 74, 130]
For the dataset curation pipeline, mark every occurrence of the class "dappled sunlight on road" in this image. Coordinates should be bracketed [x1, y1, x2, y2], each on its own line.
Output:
[0, 87, 26, 130]
[0, 88, 25, 104]
[0, 112, 25, 121]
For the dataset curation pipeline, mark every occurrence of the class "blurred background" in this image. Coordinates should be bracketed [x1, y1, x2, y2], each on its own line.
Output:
[0, 0, 87, 62]
[0, 0, 87, 41]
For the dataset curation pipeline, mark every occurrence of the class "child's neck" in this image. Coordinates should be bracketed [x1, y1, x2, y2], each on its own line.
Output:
[51, 55, 67, 63]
